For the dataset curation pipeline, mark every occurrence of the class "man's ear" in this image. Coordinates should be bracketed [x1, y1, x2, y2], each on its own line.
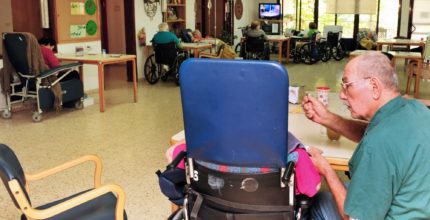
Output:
[369, 77, 382, 99]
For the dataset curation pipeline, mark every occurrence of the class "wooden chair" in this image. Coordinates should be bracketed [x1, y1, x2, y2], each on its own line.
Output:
[405, 38, 430, 95]
[199, 44, 225, 59]
[0, 144, 127, 220]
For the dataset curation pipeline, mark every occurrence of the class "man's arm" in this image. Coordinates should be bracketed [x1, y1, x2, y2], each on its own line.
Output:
[307, 147, 349, 220]
[302, 95, 367, 142]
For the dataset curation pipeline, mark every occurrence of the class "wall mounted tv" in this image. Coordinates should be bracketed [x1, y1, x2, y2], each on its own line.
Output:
[259, 3, 281, 20]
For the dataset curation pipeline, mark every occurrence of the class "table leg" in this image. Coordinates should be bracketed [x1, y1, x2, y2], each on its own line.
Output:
[78, 65, 84, 90]
[194, 49, 199, 58]
[98, 63, 105, 112]
[132, 59, 138, 103]
[414, 58, 423, 98]
[278, 41, 282, 63]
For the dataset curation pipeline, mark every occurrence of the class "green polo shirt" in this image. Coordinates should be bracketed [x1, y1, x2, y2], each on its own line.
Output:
[152, 31, 182, 49]
[345, 96, 430, 219]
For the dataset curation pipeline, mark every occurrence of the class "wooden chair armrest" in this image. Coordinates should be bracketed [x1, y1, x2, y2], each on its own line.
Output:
[198, 52, 214, 58]
[10, 180, 126, 220]
[26, 155, 102, 188]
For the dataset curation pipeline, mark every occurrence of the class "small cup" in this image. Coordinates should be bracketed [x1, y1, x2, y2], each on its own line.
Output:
[316, 86, 330, 106]
[327, 128, 341, 141]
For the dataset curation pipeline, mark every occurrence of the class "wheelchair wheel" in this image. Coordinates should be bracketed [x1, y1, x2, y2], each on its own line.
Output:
[2, 110, 12, 119]
[144, 54, 160, 85]
[234, 43, 241, 55]
[32, 112, 42, 122]
[321, 45, 332, 62]
[174, 53, 188, 86]
[333, 44, 345, 61]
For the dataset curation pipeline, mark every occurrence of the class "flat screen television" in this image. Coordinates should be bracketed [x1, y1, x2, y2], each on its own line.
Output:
[259, 3, 281, 20]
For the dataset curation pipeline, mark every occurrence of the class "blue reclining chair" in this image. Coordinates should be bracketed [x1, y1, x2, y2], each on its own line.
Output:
[174, 59, 303, 220]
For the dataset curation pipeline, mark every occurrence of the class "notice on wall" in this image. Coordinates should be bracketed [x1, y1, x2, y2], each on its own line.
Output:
[70, 25, 87, 38]
[71, 2, 85, 15]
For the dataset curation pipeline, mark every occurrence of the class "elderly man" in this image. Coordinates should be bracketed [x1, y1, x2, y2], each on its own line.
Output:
[152, 22, 183, 49]
[302, 51, 430, 219]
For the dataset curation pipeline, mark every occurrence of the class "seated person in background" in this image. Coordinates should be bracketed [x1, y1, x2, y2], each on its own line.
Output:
[358, 31, 377, 50]
[38, 37, 80, 81]
[306, 22, 319, 39]
[244, 20, 270, 59]
[152, 22, 183, 49]
[245, 20, 268, 41]
[191, 30, 204, 42]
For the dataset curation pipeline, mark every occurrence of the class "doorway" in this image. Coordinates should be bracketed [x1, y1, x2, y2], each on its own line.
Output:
[101, 0, 136, 81]
[196, 0, 234, 44]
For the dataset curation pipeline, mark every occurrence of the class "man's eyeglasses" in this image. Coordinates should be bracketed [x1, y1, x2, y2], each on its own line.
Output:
[340, 77, 371, 92]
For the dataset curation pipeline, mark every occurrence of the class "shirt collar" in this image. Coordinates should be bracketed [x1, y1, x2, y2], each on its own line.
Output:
[365, 95, 405, 134]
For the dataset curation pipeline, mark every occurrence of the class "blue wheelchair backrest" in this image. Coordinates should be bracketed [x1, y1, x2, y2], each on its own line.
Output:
[180, 59, 289, 168]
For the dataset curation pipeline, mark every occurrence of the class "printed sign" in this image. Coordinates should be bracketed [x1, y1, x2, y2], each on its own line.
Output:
[71, 2, 85, 15]
[70, 25, 87, 38]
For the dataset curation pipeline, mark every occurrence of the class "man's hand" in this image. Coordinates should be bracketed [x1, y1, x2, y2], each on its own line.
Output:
[302, 94, 331, 125]
[307, 146, 332, 177]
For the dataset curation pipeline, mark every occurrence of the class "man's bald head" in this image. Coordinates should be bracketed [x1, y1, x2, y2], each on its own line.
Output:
[346, 52, 398, 92]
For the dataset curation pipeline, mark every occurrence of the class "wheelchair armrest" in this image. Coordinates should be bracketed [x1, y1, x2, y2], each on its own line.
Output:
[281, 161, 295, 184]
[167, 151, 187, 169]
[38, 62, 82, 79]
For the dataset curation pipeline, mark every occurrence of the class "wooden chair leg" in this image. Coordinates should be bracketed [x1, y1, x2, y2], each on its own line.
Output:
[405, 75, 412, 95]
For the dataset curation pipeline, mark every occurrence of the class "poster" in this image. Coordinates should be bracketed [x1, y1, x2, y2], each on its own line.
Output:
[70, 25, 87, 38]
[71, 2, 85, 15]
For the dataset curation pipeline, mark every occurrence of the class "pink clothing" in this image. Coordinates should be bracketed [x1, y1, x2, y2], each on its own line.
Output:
[294, 148, 321, 197]
[39, 46, 61, 68]
[172, 143, 187, 169]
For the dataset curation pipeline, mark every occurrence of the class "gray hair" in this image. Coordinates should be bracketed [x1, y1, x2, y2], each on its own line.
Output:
[353, 51, 398, 91]
[159, 22, 169, 32]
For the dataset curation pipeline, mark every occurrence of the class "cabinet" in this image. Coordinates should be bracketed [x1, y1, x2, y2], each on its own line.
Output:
[163, 0, 186, 32]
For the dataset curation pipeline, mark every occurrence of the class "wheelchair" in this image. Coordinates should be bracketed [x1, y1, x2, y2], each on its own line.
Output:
[144, 42, 189, 85]
[2, 33, 84, 122]
[157, 59, 312, 220]
[293, 33, 327, 65]
[244, 36, 270, 60]
[320, 31, 345, 62]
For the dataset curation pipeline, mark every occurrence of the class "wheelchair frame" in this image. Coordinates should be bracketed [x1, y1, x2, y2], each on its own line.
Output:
[144, 45, 189, 86]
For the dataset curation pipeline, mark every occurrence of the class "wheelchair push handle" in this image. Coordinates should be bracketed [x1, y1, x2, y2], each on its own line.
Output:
[282, 161, 295, 184]
[167, 150, 187, 169]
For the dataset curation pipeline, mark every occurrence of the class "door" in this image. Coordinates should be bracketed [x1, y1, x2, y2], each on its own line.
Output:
[198, 0, 233, 44]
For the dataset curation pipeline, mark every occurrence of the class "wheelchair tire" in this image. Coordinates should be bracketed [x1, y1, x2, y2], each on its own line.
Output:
[144, 54, 160, 85]
[174, 53, 188, 86]
[333, 44, 345, 61]
[321, 46, 332, 62]
[234, 43, 241, 55]
[2, 110, 12, 119]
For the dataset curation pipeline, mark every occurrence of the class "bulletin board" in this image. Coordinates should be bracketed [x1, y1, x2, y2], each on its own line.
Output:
[54, 0, 101, 43]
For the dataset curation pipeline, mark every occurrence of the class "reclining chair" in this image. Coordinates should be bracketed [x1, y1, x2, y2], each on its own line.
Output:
[0, 143, 127, 219]
[244, 36, 268, 60]
[162, 59, 310, 220]
[144, 42, 188, 85]
[2, 33, 84, 122]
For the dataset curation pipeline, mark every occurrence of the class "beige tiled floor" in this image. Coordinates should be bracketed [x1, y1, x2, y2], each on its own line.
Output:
[0, 58, 429, 220]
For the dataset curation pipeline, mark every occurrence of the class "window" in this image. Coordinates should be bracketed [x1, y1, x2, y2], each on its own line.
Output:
[300, 0, 315, 30]
[283, 0, 297, 32]
[411, 0, 430, 40]
[318, 0, 336, 31]
[336, 14, 355, 38]
[378, 0, 398, 39]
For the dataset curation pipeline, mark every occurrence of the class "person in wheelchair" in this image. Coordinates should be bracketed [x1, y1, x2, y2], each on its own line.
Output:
[244, 20, 270, 60]
[152, 23, 183, 50]
[38, 37, 80, 81]
[357, 31, 377, 50]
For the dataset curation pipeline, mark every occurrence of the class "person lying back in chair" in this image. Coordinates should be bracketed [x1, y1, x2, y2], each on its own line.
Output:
[38, 37, 80, 81]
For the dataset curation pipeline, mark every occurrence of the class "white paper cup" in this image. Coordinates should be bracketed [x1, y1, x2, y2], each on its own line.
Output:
[316, 86, 330, 106]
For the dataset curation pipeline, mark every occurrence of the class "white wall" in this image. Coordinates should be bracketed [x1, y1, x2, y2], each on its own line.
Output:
[57, 41, 102, 91]
[134, 0, 195, 79]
